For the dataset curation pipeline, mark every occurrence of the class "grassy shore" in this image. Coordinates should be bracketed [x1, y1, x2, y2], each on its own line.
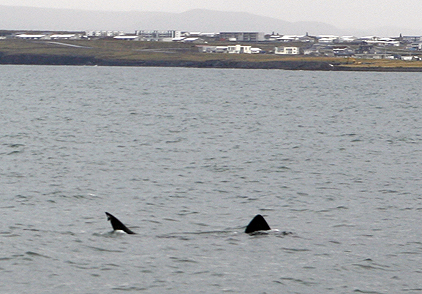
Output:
[1, 38, 422, 70]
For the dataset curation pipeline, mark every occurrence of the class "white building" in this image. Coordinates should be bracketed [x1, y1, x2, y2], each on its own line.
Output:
[378, 38, 400, 46]
[250, 47, 262, 54]
[277, 35, 297, 42]
[317, 35, 339, 44]
[407, 42, 422, 51]
[275, 35, 314, 43]
[136, 30, 181, 41]
[113, 35, 139, 40]
[50, 34, 78, 40]
[182, 37, 200, 43]
[15, 34, 46, 39]
[339, 36, 357, 43]
[274, 46, 300, 55]
[197, 46, 229, 53]
[227, 44, 252, 54]
[402, 36, 422, 43]
[86, 31, 125, 37]
[401, 55, 421, 61]
[219, 32, 265, 42]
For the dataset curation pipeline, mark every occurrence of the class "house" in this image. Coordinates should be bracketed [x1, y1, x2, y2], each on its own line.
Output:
[333, 46, 354, 57]
[303, 47, 319, 56]
[198, 45, 258, 54]
[274, 46, 300, 55]
[197, 45, 229, 53]
[355, 43, 375, 54]
[406, 42, 422, 51]
[303, 44, 334, 56]
[354, 45, 393, 59]
[197, 45, 212, 53]
[215, 47, 229, 53]
[401, 55, 421, 61]
[227, 45, 252, 54]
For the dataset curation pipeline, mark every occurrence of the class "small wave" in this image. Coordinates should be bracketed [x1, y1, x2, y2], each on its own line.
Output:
[353, 289, 384, 294]
[352, 260, 393, 272]
[276, 276, 317, 286]
[169, 256, 198, 263]
[112, 284, 148, 291]
[281, 247, 310, 252]
[7, 150, 25, 155]
[25, 251, 51, 259]
[156, 234, 192, 241]
[85, 245, 124, 253]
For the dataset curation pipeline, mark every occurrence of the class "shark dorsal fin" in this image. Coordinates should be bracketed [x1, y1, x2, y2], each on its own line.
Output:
[105, 212, 135, 234]
[245, 214, 271, 234]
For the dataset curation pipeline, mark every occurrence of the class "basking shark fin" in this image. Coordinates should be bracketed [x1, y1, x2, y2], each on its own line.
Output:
[245, 214, 271, 234]
[105, 212, 135, 234]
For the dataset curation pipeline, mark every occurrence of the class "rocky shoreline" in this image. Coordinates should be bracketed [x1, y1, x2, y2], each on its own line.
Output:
[1, 53, 422, 72]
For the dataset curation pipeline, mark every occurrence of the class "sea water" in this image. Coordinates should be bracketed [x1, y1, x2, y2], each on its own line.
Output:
[1, 65, 421, 293]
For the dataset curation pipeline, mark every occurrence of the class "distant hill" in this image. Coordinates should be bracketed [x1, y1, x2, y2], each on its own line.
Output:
[150, 9, 343, 35]
[0, 5, 420, 36]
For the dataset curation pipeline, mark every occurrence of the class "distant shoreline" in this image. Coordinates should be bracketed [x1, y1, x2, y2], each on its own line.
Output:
[2, 53, 422, 72]
[1, 39, 422, 72]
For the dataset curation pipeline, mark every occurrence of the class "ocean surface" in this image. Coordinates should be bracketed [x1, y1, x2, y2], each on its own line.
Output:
[1, 65, 421, 293]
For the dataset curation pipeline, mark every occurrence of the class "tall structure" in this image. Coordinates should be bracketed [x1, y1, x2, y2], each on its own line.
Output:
[135, 30, 181, 41]
[219, 32, 265, 42]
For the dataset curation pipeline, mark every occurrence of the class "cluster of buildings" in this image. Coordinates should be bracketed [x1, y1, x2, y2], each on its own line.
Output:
[4, 29, 422, 60]
[196, 33, 422, 60]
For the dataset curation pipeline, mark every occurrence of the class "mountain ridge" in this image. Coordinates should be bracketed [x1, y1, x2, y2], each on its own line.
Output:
[0, 5, 420, 36]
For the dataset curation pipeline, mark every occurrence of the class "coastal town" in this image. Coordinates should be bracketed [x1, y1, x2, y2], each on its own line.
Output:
[2, 29, 422, 61]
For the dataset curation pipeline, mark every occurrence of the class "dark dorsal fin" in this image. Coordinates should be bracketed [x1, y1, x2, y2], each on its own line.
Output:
[245, 214, 271, 234]
[105, 212, 135, 234]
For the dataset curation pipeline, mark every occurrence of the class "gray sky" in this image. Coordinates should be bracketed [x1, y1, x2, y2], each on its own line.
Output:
[1, 0, 421, 31]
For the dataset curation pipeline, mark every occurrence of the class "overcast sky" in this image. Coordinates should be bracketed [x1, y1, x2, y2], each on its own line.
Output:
[1, 0, 421, 31]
